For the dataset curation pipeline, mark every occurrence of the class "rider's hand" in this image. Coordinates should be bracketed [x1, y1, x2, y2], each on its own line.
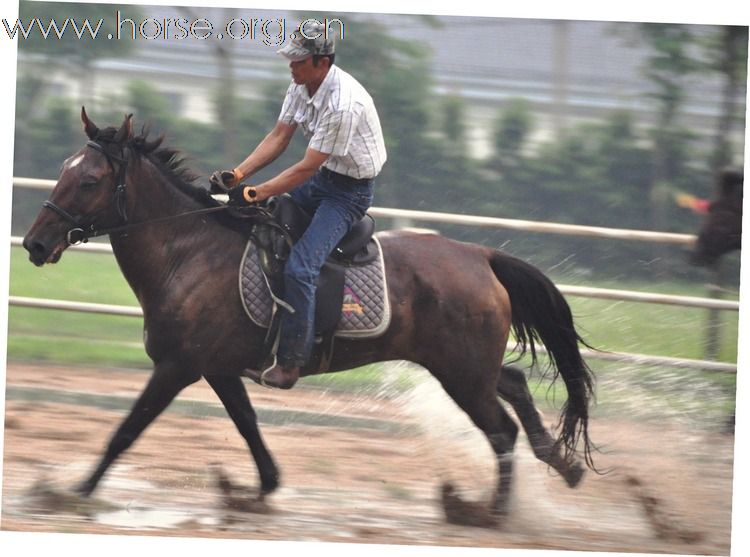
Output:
[209, 169, 241, 193]
[227, 185, 258, 206]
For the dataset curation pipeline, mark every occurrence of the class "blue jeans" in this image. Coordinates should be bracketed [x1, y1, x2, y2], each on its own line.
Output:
[277, 168, 374, 368]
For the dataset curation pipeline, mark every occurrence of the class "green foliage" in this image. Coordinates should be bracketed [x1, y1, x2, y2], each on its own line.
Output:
[700, 26, 748, 169]
[470, 107, 725, 275]
[14, 97, 79, 180]
[637, 24, 700, 182]
[495, 112, 652, 227]
[493, 98, 534, 167]
[125, 80, 175, 132]
[441, 94, 467, 148]
[639, 24, 699, 87]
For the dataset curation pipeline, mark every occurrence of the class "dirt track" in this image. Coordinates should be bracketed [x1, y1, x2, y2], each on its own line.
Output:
[1, 362, 736, 554]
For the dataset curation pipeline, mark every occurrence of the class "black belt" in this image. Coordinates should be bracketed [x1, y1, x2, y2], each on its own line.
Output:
[320, 166, 372, 186]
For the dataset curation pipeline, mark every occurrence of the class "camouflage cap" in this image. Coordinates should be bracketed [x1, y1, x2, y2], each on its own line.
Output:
[277, 22, 336, 61]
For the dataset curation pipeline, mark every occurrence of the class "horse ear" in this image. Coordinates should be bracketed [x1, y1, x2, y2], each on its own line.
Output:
[81, 106, 99, 139]
[114, 113, 134, 144]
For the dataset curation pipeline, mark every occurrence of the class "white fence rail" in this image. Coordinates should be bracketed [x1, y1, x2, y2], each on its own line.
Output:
[10, 177, 737, 373]
[8, 295, 143, 317]
[8, 236, 739, 311]
[369, 207, 696, 246]
[13, 177, 59, 191]
[16, 177, 697, 245]
[5, 295, 737, 373]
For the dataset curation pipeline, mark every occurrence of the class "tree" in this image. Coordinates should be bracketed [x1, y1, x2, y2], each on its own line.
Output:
[14, 2, 144, 174]
[492, 98, 534, 172]
[637, 24, 700, 275]
[176, 7, 242, 164]
[12, 100, 80, 235]
[17, 1, 144, 107]
[441, 94, 467, 154]
[700, 26, 748, 171]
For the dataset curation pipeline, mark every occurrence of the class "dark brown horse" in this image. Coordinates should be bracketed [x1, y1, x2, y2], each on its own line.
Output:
[22, 110, 596, 520]
[691, 168, 743, 267]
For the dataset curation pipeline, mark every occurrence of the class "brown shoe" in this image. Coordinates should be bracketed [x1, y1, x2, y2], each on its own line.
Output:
[243, 362, 300, 390]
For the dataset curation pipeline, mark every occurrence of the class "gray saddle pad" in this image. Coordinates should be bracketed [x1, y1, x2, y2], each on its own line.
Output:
[239, 236, 391, 339]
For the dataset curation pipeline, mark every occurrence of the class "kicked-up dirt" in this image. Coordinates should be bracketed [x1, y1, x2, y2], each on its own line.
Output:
[1, 362, 738, 555]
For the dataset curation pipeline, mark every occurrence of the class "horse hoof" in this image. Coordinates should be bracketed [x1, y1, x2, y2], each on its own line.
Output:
[441, 482, 501, 529]
[260, 474, 280, 495]
[73, 481, 94, 498]
[564, 462, 586, 488]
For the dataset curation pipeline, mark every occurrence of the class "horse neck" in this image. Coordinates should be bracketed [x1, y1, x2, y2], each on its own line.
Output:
[108, 158, 225, 301]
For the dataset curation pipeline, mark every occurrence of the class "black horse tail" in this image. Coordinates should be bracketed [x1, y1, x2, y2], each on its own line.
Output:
[489, 250, 597, 470]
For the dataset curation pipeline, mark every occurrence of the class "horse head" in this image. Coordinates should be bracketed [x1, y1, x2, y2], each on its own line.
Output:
[691, 168, 744, 268]
[23, 108, 135, 266]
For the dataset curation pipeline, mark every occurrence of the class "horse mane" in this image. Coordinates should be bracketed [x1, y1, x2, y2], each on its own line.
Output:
[93, 125, 219, 209]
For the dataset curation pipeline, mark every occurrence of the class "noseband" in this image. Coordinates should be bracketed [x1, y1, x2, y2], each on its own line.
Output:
[42, 140, 130, 245]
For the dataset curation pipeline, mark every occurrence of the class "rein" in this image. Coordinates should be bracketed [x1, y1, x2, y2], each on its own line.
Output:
[42, 140, 250, 245]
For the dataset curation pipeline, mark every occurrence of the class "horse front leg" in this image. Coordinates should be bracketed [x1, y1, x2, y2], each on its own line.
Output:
[76, 361, 200, 496]
[204, 374, 280, 496]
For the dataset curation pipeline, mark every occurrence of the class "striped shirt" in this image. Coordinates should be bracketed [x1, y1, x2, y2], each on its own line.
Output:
[278, 65, 387, 180]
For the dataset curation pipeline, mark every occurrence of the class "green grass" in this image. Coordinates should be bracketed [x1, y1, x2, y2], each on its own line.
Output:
[8, 247, 148, 366]
[567, 295, 739, 363]
[7, 331, 148, 368]
[10, 245, 138, 305]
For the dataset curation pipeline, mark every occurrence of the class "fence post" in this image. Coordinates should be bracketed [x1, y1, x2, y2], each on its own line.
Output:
[704, 265, 724, 361]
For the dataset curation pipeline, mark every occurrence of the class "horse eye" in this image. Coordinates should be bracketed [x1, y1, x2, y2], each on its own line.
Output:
[80, 179, 99, 189]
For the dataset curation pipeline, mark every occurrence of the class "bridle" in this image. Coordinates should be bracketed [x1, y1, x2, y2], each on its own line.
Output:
[42, 140, 131, 244]
[42, 139, 242, 245]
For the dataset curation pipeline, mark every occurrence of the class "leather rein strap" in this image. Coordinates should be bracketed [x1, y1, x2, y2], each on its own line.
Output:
[43, 140, 240, 245]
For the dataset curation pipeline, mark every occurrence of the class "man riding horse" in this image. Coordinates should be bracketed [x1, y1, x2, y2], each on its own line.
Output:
[210, 21, 387, 389]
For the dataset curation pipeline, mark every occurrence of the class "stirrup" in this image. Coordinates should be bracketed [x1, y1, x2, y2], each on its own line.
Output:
[258, 356, 278, 388]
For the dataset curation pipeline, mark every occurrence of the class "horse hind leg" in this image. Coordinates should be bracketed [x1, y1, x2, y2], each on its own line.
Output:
[497, 365, 584, 488]
[434, 370, 519, 518]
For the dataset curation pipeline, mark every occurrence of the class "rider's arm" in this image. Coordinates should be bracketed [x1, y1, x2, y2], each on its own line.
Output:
[251, 148, 329, 202]
[233, 121, 297, 180]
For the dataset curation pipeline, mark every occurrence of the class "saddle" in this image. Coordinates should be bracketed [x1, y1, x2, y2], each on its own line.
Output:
[248, 194, 381, 372]
[259, 194, 377, 266]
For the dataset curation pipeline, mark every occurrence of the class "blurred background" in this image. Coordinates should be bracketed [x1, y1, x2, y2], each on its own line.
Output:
[6, 1, 746, 410]
[3, 4, 746, 547]
[11, 3, 747, 274]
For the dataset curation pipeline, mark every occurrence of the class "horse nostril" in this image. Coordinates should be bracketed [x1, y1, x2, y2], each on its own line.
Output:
[23, 237, 49, 265]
